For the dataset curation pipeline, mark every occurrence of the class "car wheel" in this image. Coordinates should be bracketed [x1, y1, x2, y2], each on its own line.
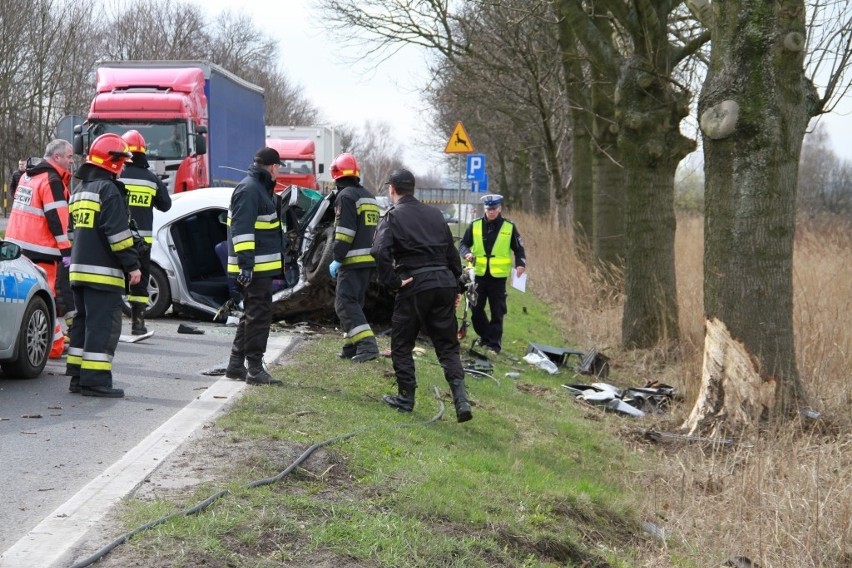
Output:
[1, 296, 51, 379]
[303, 225, 335, 283]
[121, 264, 172, 319]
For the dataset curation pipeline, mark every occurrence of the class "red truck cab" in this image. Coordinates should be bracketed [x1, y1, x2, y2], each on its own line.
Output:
[266, 138, 318, 191]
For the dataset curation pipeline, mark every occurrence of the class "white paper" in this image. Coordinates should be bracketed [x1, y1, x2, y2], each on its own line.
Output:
[511, 268, 527, 292]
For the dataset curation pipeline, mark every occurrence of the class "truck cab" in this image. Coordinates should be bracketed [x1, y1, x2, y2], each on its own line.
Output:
[74, 61, 265, 193]
[266, 138, 318, 191]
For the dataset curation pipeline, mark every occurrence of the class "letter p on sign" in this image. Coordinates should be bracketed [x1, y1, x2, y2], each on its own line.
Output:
[466, 153, 486, 182]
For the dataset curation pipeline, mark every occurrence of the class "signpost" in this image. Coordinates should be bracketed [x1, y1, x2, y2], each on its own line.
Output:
[444, 122, 474, 236]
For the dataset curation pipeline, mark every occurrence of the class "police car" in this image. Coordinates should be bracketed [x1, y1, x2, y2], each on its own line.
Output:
[0, 239, 55, 378]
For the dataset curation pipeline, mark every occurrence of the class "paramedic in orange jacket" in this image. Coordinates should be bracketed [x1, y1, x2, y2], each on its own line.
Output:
[5, 139, 75, 358]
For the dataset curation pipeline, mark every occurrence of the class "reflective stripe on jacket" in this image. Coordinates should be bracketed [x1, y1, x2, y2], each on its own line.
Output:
[5, 160, 71, 263]
[470, 218, 513, 278]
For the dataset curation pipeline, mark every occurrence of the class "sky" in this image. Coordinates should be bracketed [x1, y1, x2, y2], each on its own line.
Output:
[188, 0, 447, 176]
[191, 0, 852, 175]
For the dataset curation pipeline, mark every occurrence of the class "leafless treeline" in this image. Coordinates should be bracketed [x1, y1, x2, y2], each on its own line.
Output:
[0, 0, 320, 189]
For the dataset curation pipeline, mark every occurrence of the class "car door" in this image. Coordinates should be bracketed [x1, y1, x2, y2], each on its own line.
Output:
[0, 261, 20, 352]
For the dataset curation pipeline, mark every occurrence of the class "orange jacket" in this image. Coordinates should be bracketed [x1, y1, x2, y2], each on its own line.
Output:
[5, 158, 72, 263]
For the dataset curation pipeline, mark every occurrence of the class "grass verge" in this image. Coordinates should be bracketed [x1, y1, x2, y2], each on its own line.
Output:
[96, 287, 652, 567]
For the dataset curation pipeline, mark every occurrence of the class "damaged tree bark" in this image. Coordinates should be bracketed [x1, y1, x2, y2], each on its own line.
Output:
[682, 317, 776, 436]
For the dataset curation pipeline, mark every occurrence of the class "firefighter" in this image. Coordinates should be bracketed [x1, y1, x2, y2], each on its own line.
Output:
[223, 147, 285, 386]
[458, 194, 526, 354]
[371, 169, 472, 422]
[5, 140, 75, 359]
[328, 152, 381, 363]
[119, 129, 172, 335]
[66, 133, 141, 398]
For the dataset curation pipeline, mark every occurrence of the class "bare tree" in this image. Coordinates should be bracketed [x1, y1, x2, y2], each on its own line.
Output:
[348, 120, 405, 195]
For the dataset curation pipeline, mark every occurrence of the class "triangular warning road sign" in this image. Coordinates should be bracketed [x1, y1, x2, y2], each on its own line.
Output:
[444, 121, 475, 154]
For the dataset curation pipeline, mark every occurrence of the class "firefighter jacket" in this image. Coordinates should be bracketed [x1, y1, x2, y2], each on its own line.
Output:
[227, 165, 284, 278]
[459, 215, 526, 278]
[68, 163, 140, 292]
[371, 194, 462, 300]
[118, 161, 171, 244]
[332, 179, 380, 269]
[5, 158, 72, 263]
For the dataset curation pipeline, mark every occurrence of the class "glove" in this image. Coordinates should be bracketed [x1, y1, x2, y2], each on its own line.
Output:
[236, 268, 253, 288]
[61, 256, 71, 268]
[329, 260, 342, 278]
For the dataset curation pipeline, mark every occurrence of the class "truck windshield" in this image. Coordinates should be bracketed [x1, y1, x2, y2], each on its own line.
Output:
[90, 123, 189, 160]
[279, 159, 313, 174]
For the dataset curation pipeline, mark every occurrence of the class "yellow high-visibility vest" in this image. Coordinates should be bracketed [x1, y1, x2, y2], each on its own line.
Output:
[470, 218, 513, 277]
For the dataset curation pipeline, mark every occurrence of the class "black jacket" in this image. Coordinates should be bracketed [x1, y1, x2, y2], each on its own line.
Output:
[9, 169, 23, 197]
[332, 178, 380, 269]
[68, 163, 140, 292]
[118, 161, 171, 243]
[227, 165, 284, 278]
[371, 194, 462, 299]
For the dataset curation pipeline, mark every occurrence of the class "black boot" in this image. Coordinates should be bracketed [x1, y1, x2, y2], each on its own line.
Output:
[131, 304, 147, 335]
[69, 376, 80, 393]
[225, 353, 247, 380]
[383, 386, 415, 412]
[338, 343, 357, 359]
[450, 379, 473, 423]
[247, 360, 283, 386]
[351, 337, 379, 363]
[81, 385, 125, 398]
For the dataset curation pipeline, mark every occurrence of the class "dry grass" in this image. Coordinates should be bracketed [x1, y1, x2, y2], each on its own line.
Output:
[514, 210, 852, 567]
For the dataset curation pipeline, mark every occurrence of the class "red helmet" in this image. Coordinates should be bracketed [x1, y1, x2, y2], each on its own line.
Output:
[87, 133, 133, 173]
[330, 153, 360, 180]
[121, 129, 147, 154]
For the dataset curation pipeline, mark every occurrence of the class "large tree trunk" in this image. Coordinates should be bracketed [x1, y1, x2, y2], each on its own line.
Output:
[700, 1, 819, 414]
[618, 51, 694, 349]
[682, 317, 777, 436]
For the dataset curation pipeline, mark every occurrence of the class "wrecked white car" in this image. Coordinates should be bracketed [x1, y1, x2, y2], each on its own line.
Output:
[129, 185, 392, 323]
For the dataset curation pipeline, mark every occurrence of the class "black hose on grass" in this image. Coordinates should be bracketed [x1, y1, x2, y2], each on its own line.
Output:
[68, 388, 446, 568]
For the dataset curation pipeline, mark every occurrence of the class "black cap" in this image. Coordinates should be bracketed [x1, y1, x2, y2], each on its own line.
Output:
[387, 168, 415, 190]
[254, 147, 280, 166]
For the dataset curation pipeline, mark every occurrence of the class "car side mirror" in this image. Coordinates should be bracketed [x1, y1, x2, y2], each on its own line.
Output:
[0, 240, 23, 261]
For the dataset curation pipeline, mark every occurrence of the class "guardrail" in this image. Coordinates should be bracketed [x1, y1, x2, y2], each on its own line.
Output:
[416, 187, 481, 205]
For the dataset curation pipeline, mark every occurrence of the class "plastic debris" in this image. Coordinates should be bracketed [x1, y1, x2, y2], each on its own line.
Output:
[563, 381, 677, 417]
[522, 348, 559, 374]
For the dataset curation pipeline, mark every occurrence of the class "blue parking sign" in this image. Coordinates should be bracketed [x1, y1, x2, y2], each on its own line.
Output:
[471, 174, 488, 193]
[466, 153, 486, 182]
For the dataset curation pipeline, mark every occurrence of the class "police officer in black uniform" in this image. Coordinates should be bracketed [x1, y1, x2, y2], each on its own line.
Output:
[224, 147, 285, 386]
[371, 169, 472, 423]
[328, 152, 382, 363]
[66, 134, 141, 398]
[119, 129, 172, 335]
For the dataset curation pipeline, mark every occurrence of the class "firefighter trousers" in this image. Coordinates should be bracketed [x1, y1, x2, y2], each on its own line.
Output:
[230, 276, 273, 367]
[127, 248, 151, 305]
[334, 267, 375, 348]
[65, 286, 122, 388]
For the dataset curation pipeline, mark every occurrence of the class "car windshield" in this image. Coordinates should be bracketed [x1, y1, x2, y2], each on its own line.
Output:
[90, 123, 189, 160]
